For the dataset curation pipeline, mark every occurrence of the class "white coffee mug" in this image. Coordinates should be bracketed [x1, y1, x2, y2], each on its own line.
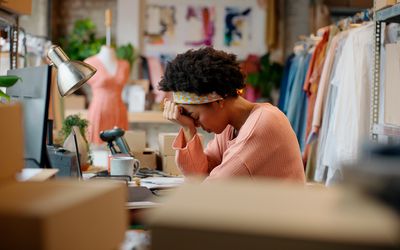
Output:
[110, 156, 140, 178]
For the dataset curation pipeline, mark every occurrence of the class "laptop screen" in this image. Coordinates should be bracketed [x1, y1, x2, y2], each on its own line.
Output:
[71, 127, 83, 179]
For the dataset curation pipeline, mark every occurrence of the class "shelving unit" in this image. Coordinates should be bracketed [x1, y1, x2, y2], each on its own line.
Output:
[0, 7, 20, 69]
[371, 2, 400, 141]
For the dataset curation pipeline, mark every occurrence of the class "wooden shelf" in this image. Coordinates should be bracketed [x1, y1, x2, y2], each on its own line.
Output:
[373, 124, 400, 137]
[376, 4, 400, 23]
[64, 109, 171, 124]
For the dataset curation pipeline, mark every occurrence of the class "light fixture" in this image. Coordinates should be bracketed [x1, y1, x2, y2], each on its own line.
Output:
[47, 45, 97, 97]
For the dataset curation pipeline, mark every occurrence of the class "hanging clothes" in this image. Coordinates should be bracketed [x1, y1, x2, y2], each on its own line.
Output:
[277, 53, 295, 111]
[314, 29, 350, 182]
[301, 27, 330, 164]
[286, 50, 311, 152]
[318, 23, 374, 185]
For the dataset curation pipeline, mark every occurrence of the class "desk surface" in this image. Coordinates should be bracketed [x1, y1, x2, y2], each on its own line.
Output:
[65, 109, 171, 124]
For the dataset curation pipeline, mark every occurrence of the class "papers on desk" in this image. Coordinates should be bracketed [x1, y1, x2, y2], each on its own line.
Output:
[126, 201, 160, 209]
[138, 176, 184, 190]
[82, 173, 96, 180]
[16, 168, 42, 181]
[16, 168, 59, 181]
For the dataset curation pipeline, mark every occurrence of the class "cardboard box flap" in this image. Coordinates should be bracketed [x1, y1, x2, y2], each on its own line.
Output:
[0, 180, 127, 250]
[147, 179, 399, 245]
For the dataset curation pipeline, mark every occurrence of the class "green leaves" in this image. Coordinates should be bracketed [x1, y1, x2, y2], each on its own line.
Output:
[60, 114, 89, 143]
[245, 53, 283, 99]
[0, 75, 21, 87]
[116, 43, 136, 69]
[0, 76, 21, 102]
[61, 19, 105, 61]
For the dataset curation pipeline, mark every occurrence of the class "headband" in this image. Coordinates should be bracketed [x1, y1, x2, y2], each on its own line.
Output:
[173, 91, 223, 104]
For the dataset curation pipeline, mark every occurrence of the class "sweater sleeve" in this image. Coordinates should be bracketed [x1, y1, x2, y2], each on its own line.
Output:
[173, 128, 227, 176]
[172, 129, 209, 176]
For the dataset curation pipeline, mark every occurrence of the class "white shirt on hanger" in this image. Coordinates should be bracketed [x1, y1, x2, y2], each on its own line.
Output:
[322, 23, 374, 185]
[97, 45, 118, 75]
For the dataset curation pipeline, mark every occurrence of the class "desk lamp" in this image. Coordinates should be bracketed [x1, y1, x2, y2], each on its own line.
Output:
[47, 45, 96, 96]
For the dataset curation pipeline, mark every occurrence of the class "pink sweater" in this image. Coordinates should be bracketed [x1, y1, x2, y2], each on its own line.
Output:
[173, 103, 305, 182]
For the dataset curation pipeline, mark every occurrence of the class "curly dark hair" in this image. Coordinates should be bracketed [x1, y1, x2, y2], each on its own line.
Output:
[158, 47, 245, 97]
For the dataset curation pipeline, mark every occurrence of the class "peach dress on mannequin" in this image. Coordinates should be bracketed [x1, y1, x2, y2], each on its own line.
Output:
[84, 55, 130, 145]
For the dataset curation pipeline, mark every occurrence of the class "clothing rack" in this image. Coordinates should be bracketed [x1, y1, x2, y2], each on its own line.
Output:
[335, 9, 373, 30]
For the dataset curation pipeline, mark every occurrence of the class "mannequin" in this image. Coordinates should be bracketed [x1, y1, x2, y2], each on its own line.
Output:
[84, 49, 130, 145]
[97, 45, 118, 75]
[83, 9, 131, 145]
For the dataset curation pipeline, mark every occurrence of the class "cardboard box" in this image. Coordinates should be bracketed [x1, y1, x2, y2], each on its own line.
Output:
[147, 180, 400, 250]
[159, 133, 204, 156]
[0, 103, 24, 182]
[125, 130, 146, 152]
[162, 155, 182, 176]
[64, 95, 85, 109]
[0, 0, 32, 15]
[158, 133, 178, 156]
[375, 0, 396, 10]
[132, 149, 157, 170]
[0, 180, 127, 250]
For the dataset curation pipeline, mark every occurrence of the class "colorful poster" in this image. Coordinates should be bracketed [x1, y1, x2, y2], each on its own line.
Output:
[224, 7, 252, 47]
[184, 6, 215, 46]
[144, 5, 176, 45]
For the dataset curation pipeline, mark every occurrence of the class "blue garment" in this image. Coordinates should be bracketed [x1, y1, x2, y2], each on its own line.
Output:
[278, 54, 295, 111]
[282, 55, 301, 114]
[286, 52, 311, 152]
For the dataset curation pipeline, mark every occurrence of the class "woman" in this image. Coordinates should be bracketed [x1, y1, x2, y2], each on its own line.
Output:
[159, 47, 305, 183]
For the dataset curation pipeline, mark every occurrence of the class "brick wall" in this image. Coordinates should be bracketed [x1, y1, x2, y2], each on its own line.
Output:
[52, 0, 117, 43]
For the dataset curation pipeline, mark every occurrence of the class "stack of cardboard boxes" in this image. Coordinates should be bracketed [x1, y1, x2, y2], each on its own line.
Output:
[125, 130, 157, 170]
[158, 133, 204, 175]
[158, 133, 181, 175]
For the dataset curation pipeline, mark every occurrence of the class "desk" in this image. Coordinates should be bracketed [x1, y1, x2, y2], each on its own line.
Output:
[16, 168, 59, 181]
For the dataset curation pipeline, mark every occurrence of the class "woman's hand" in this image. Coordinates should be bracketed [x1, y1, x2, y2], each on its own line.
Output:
[163, 99, 196, 132]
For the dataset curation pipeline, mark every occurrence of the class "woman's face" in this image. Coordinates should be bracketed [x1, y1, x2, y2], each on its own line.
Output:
[180, 102, 228, 134]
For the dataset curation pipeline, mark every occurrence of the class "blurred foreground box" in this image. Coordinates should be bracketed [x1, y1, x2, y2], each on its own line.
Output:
[147, 179, 400, 250]
[0, 103, 24, 182]
[0, 180, 127, 250]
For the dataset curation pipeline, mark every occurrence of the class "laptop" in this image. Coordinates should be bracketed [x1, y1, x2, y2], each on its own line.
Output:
[70, 128, 156, 203]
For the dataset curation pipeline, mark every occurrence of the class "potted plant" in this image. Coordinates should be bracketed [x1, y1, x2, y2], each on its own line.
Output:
[246, 53, 283, 102]
[61, 19, 105, 61]
[61, 19, 137, 68]
[60, 114, 91, 170]
[116, 43, 137, 70]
